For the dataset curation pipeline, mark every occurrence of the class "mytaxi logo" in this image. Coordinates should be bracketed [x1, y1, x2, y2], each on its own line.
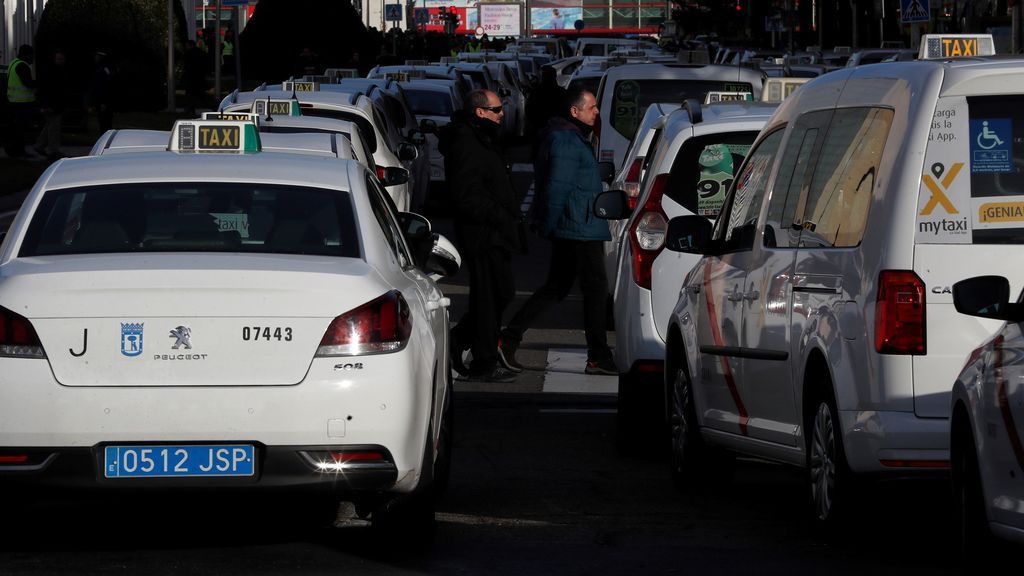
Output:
[920, 162, 963, 216]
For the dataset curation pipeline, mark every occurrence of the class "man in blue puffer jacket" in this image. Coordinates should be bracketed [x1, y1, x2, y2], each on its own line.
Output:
[497, 87, 618, 376]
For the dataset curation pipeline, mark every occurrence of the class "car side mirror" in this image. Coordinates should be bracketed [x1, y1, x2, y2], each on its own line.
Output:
[399, 212, 433, 268]
[664, 215, 714, 254]
[381, 166, 410, 187]
[953, 275, 1022, 321]
[419, 118, 438, 133]
[426, 233, 461, 280]
[409, 130, 427, 146]
[397, 142, 419, 162]
[593, 190, 631, 220]
[598, 161, 616, 184]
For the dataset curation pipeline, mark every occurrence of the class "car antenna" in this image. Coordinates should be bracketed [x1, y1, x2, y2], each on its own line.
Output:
[264, 97, 274, 122]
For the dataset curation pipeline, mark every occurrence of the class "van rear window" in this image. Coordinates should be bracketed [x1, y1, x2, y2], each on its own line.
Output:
[609, 79, 754, 139]
[665, 131, 758, 217]
[918, 95, 1024, 244]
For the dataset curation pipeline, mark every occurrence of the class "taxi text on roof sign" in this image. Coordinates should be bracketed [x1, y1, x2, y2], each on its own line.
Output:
[919, 34, 996, 59]
[282, 81, 319, 92]
[325, 68, 358, 79]
[761, 77, 810, 104]
[202, 111, 260, 125]
[169, 120, 261, 153]
[705, 91, 753, 105]
[250, 99, 301, 117]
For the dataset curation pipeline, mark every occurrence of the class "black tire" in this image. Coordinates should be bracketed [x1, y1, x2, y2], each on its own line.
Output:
[432, 374, 455, 501]
[951, 411, 992, 561]
[805, 382, 852, 529]
[617, 370, 666, 453]
[669, 362, 702, 489]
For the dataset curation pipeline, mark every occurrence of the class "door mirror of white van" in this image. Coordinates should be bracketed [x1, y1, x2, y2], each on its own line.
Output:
[598, 161, 616, 184]
[953, 275, 1022, 322]
[664, 215, 714, 255]
[397, 142, 419, 162]
[593, 190, 631, 220]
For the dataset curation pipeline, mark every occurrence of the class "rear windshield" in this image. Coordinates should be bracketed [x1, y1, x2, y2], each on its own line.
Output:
[300, 107, 377, 153]
[403, 89, 453, 117]
[918, 95, 1024, 244]
[609, 79, 755, 138]
[665, 131, 758, 217]
[20, 183, 360, 258]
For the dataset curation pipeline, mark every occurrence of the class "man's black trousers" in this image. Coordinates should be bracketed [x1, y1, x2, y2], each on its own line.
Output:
[454, 246, 514, 372]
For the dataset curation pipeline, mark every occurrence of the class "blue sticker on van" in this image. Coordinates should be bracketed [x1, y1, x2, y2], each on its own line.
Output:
[969, 118, 1012, 173]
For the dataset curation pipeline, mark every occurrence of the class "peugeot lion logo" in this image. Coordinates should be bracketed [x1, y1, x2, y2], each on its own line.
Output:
[169, 326, 193, 350]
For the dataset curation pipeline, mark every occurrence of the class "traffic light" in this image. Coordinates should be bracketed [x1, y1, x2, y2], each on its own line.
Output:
[443, 6, 460, 34]
[734, 1, 741, 10]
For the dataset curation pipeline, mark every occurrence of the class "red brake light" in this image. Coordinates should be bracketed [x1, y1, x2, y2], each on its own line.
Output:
[0, 306, 46, 358]
[375, 165, 387, 181]
[623, 157, 643, 210]
[874, 270, 926, 355]
[627, 173, 669, 290]
[317, 291, 412, 356]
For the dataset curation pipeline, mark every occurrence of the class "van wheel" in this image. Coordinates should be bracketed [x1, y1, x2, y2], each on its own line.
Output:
[806, 385, 851, 528]
[952, 412, 991, 560]
[669, 363, 701, 488]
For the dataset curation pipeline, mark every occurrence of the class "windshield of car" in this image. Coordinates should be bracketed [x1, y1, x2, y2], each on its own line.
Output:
[608, 79, 755, 139]
[403, 89, 453, 117]
[20, 183, 360, 258]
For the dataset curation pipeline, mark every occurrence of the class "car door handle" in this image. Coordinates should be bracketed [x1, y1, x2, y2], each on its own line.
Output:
[743, 290, 760, 302]
[726, 291, 743, 302]
[686, 285, 700, 295]
[426, 297, 451, 311]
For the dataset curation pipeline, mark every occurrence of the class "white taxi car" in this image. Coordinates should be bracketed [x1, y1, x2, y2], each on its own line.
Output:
[951, 275, 1024, 550]
[0, 121, 460, 530]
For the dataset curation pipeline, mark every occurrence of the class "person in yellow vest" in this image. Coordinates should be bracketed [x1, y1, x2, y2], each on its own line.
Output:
[5, 44, 37, 158]
[221, 29, 235, 73]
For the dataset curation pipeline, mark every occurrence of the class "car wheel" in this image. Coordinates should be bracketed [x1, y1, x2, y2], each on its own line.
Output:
[371, 426, 437, 540]
[806, 385, 851, 528]
[432, 374, 454, 501]
[617, 370, 665, 453]
[669, 363, 701, 489]
[952, 413, 991, 559]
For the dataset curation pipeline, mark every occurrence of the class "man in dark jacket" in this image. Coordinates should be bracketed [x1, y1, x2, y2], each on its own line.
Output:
[498, 88, 617, 376]
[34, 49, 70, 158]
[439, 89, 523, 382]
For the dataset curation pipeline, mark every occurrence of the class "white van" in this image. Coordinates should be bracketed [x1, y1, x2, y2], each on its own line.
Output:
[594, 63, 764, 171]
[661, 36, 1018, 525]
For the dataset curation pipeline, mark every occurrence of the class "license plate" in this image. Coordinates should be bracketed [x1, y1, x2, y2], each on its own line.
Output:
[104, 444, 255, 478]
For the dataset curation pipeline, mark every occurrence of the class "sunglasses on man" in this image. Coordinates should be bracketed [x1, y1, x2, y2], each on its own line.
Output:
[478, 105, 504, 113]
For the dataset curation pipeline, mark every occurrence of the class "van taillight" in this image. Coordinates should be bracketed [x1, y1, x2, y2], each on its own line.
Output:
[316, 291, 412, 357]
[627, 173, 669, 290]
[375, 165, 387, 181]
[0, 306, 46, 359]
[623, 158, 643, 210]
[874, 270, 926, 355]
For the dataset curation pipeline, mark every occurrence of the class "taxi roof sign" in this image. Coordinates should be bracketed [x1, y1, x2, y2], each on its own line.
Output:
[704, 91, 753, 104]
[761, 77, 810, 104]
[169, 120, 261, 153]
[281, 81, 319, 92]
[325, 68, 359, 79]
[302, 74, 332, 84]
[251, 99, 301, 117]
[201, 111, 260, 125]
[919, 34, 995, 59]
[405, 59, 429, 66]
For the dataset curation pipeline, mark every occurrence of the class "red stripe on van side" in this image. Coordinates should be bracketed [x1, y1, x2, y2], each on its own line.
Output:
[994, 336, 1024, 473]
[703, 261, 749, 436]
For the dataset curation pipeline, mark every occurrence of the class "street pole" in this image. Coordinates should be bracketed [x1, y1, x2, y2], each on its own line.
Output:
[215, 0, 222, 102]
[235, 5, 242, 90]
[167, 0, 175, 111]
[818, 0, 824, 49]
[880, 0, 884, 46]
[1014, 1, 1021, 54]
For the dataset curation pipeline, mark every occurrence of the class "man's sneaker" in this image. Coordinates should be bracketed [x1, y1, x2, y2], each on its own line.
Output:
[457, 366, 517, 383]
[496, 337, 523, 373]
[449, 342, 469, 376]
[585, 358, 618, 376]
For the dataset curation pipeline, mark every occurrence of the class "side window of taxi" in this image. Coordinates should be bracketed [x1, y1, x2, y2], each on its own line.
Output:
[366, 176, 413, 268]
[798, 107, 893, 248]
[718, 128, 785, 252]
[763, 110, 831, 248]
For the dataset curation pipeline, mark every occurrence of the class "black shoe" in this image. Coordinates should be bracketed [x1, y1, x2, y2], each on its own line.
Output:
[457, 366, 517, 383]
[496, 336, 523, 373]
[585, 358, 618, 376]
[449, 344, 469, 376]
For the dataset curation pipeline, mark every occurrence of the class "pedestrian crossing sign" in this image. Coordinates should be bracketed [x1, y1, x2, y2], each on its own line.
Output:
[900, 0, 929, 23]
[385, 4, 403, 22]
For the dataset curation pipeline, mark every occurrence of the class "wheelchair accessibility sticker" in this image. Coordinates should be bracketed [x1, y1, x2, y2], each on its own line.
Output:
[970, 118, 1012, 173]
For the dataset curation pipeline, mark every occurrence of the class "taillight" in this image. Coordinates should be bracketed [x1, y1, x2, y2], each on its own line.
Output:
[0, 306, 46, 359]
[623, 157, 643, 210]
[375, 165, 387, 181]
[627, 174, 669, 290]
[874, 270, 926, 355]
[316, 291, 412, 357]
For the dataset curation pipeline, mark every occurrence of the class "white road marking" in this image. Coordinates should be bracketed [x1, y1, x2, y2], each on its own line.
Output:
[511, 163, 533, 172]
[542, 347, 617, 394]
[520, 181, 534, 213]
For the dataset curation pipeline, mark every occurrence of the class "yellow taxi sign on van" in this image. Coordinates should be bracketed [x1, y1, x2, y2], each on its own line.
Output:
[325, 68, 359, 79]
[250, 99, 301, 117]
[282, 81, 319, 92]
[919, 34, 995, 60]
[761, 77, 810, 104]
[202, 111, 260, 125]
[705, 91, 753, 104]
[168, 120, 261, 153]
